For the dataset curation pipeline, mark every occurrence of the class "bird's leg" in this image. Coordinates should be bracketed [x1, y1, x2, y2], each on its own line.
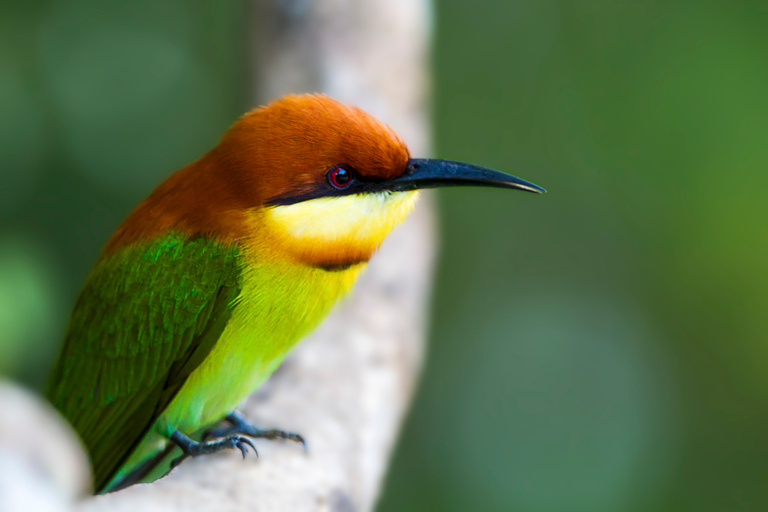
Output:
[205, 410, 307, 450]
[169, 429, 257, 469]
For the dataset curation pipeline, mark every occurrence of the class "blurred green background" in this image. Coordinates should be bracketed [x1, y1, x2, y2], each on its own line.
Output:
[2, 0, 767, 510]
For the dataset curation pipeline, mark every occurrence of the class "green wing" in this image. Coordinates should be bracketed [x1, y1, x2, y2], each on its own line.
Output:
[45, 234, 242, 491]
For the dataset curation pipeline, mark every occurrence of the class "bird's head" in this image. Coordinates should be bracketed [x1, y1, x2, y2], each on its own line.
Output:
[216, 94, 545, 269]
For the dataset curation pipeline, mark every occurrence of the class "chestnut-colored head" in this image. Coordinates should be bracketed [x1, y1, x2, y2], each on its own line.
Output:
[217, 94, 411, 207]
[105, 94, 543, 267]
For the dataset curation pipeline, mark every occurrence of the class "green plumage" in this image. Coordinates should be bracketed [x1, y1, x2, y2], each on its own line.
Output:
[46, 234, 242, 491]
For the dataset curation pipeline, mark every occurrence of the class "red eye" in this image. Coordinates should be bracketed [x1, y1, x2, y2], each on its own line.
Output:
[328, 166, 353, 189]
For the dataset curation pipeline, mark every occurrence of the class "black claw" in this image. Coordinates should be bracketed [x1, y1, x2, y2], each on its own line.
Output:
[238, 436, 257, 457]
[296, 435, 308, 453]
[170, 430, 260, 467]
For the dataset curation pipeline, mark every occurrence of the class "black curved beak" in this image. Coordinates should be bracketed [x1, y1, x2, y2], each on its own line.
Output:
[383, 158, 546, 194]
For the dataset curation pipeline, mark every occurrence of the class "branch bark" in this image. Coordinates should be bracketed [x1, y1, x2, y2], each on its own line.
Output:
[0, 1, 434, 510]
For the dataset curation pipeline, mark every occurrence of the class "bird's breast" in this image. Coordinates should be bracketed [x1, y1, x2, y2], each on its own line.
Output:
[157, 246, 363, 435]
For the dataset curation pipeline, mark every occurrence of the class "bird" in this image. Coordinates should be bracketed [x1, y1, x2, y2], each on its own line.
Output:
[45, 93, 545, 493]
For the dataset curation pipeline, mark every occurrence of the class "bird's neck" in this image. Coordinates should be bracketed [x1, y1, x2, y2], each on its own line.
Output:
[102, 155, 253, 256]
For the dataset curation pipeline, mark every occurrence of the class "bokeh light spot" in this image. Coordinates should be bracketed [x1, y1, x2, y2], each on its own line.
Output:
[0, 235, 62, 381]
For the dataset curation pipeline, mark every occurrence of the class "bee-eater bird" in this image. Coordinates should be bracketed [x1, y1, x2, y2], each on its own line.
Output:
[45, 94, 545, 493]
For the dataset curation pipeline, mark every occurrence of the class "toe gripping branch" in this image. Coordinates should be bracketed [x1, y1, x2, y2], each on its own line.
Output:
[204, 410, 307, 450]
[170, 430, 256, 468]
[169, 410, 306, 468]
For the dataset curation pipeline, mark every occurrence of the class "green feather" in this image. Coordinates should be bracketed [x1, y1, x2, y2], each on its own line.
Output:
[45, 233, 242, 491]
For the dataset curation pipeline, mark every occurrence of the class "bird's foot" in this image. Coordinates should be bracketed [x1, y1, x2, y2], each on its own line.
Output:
[169, 429, 257, 469]
[205, 410, 307, 451]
